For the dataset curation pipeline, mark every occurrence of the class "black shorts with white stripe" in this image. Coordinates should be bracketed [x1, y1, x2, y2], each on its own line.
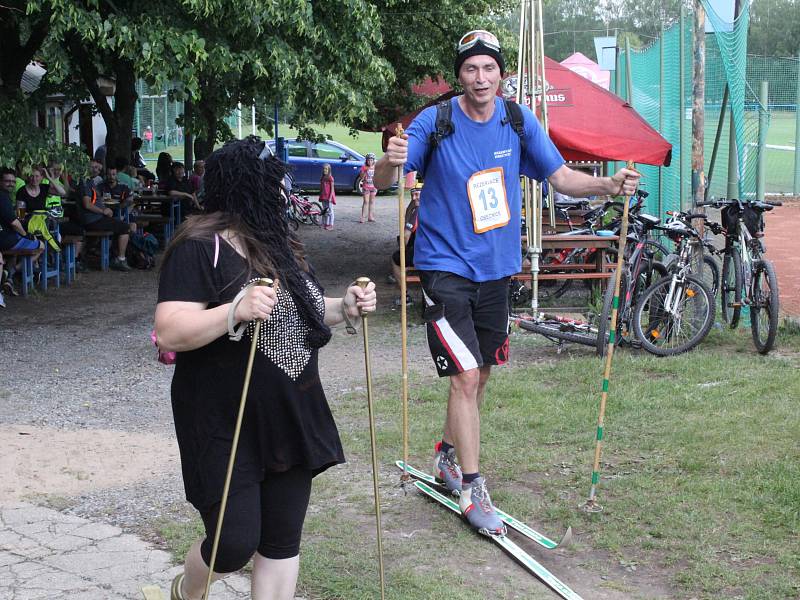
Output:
[419, 270, 510, 377]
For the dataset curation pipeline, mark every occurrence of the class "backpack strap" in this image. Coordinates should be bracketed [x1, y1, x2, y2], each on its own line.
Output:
[502, 99, 526, 154]
[420, 100, 455, 178]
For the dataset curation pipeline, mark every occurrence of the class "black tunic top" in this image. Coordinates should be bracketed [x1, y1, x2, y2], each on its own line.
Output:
[157, 237, 344, 511]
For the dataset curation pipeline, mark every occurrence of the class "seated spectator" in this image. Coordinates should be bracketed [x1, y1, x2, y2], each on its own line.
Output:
[0, 168, 45, 294]
[88, 159, 104, 187]
[82, 167, 133, 272]
[155, 152, 172, 190]
[94, 140, 107, 166]
[114, 157, 142, 191]
[389, 183, 421, 305]
[188, 159, 204, 194]
[166, 161, 202, 222]
[17, 165, 68, 253]
[131, 137, 155, 182]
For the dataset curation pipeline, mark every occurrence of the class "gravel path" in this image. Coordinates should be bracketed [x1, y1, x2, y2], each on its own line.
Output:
[0, 194, 440, 598]
[0, 193, 592, 598]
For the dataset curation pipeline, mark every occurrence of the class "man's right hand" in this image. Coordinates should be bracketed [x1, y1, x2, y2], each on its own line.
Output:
[383, 134, 409, 167]
[103, 208, 113, 217]
[373, 132, 409, 189]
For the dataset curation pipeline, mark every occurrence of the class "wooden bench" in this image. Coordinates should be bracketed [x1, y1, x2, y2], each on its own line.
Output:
[84, 231, 113, 271]
[404, 234, 618, 287]
[134, 213, 173, 247]
[3, 247, 38, 297]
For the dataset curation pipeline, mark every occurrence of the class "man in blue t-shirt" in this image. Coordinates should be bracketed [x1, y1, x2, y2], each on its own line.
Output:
[374, 29, 640, 535]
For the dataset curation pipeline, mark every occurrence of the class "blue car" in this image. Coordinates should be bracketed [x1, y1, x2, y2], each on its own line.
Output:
[267, 138, 368, 193]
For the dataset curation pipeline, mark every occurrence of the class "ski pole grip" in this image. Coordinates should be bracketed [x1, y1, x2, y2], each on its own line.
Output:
[256, 278, 274, 288]
[356, 277, 371, 317]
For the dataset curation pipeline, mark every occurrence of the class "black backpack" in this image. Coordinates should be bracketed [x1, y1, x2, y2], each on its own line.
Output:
[420, 98, 527, 177]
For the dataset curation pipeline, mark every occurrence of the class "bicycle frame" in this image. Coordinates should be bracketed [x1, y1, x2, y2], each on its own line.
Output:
[660, 238, 694, 317]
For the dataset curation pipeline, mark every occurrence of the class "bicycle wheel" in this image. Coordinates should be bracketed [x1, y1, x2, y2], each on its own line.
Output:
[307, 201, 324, 226]
[632, 274, 715, 356]
[720, 248, 743, 328]
[702, 255, 720, 298]
[643, 239, 670, 262]
[750, 259, 780, 354]
[516, 317, 597, 347]
[596, 269, 629, 357]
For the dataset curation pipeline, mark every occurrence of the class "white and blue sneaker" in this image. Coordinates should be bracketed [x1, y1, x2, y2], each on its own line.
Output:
[433, 442, 462, 494]
[459, 477, 507, 537]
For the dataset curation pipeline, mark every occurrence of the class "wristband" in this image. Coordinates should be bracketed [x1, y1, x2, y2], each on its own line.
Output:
[341, 285, 361, 335]
[227, 286, 251, 341]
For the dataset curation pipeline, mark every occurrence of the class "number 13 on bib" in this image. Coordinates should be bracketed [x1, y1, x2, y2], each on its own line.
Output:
[467, 167, 510, 234]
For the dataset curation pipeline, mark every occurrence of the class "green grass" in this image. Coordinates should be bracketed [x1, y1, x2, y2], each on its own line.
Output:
[157, 323, 800, 599]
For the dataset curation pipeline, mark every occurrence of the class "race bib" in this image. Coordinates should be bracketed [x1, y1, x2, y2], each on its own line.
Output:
[467, 167, 510, 233]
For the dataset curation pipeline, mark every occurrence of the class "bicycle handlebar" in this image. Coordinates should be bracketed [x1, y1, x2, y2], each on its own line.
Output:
[696, 198, 781, 211]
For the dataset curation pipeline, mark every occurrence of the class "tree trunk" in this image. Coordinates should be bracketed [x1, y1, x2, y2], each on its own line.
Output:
[691, 2, 706, 271]
[103, 60, 138, 168]
[193, 98, 218, 160]
[0, 4, 51, 100]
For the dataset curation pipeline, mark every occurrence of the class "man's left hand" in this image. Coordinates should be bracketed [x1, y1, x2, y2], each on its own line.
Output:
[609, 168, 640, 197]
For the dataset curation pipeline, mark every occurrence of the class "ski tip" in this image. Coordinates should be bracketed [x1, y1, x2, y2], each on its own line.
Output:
[558, 526, 573, 548]
[141, 585, 165, 600]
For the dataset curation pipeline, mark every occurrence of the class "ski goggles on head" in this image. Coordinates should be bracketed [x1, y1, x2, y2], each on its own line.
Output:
[457, 30, 501, 54]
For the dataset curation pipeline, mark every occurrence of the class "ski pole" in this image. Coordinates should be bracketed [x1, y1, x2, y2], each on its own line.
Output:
[394, 123, 410, 485]
[583, 162, 636, 513]
[356, 276, 387, 600]
[203, 278, 273, 600]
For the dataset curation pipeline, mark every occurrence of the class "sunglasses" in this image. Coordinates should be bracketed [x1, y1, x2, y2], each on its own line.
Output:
[457, 30, 501, 54]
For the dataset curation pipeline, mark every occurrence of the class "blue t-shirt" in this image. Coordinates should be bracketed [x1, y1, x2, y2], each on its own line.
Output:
[405, 96, 564, 281]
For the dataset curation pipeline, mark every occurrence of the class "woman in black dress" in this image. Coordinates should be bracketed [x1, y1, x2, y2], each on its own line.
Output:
[154, 137, 376, 600]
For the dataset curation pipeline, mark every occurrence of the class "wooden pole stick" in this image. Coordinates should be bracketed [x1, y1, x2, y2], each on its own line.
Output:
[203, 278, 273, 600]
[356, 277, 387, 600]
[394, 123, 410, 484]
[583, 162, 634, 513]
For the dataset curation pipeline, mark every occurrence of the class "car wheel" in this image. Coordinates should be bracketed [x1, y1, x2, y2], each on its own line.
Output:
[353, 174, 363, 195]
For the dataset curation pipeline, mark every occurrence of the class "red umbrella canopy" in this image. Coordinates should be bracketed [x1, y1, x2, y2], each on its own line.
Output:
[520, 57, 671, 166]
[382, 62, 671, 167]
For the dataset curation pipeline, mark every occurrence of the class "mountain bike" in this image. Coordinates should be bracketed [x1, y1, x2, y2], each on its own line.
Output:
[287, 188, 326, 225]
[596, 210, 667, 356]
[537, 191, 667, 302]
[697, 197, 782, 354]
[660, 210, 722, 298]
[512, 311, 599, 350]
[632, 212, 715, 356]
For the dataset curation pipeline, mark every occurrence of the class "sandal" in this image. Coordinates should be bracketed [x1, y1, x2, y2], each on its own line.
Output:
[170, 573, 185, 600]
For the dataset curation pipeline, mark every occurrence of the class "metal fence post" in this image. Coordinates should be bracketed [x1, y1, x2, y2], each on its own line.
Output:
[794, 52, 800, 195]
[757, 80, 769, 201]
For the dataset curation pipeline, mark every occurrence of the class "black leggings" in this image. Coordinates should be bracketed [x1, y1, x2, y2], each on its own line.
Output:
[199, 467, 312, 573]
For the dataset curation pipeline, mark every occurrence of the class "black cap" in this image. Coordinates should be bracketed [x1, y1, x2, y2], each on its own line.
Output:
[454, 40, 505, 78]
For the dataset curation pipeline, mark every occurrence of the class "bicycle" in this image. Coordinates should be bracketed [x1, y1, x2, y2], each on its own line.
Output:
[287, 188, 326, 226]
[660, 210, 722, 298]
[512, 311, 600, 350]
[596, 210, 667, 356]
[631, 212, 715, 356]
[697, 197, 782, 354]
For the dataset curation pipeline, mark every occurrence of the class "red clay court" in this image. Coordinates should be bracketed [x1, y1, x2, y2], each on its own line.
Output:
[764, 198, 800, 318]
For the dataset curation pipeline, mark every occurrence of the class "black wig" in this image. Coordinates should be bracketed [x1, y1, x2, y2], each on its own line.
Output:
[204, 136, 332, 348]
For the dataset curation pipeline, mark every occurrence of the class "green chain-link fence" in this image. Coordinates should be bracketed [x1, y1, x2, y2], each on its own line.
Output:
[133, 81, 185, 154]
[614, 1, 798, 218]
